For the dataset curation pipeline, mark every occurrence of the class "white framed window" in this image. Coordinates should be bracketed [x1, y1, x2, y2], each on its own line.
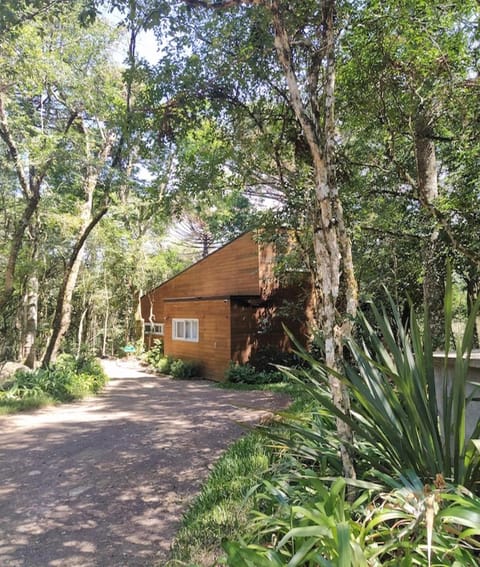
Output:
[144, 322, 164, 335]
[172, 318, 199, 342]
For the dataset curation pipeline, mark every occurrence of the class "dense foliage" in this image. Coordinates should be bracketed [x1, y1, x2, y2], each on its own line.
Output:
[170, 358, 202, 379]
[0, 1, 479, 564]
[144, 343, 202, 379]
[221, 281, 480, 565]
[225, 362, 285, 385]
[1, 0, 478, 367]
[0, 354, 107, 413]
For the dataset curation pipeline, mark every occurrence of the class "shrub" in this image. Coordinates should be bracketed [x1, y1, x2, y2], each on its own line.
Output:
[224, 473, 480, 566]
[225, 362, 284, 385]
[285, 278, 480, 490]
[144, 339, 164, 367]
[222, 268, 480, 565]
[225, 363, 258, 384]
[249, 345, 304, 373]
[156, 355, 174, 374]
[170, 358, 201, 379]
[76, 356, 108, 392]
[5, 369, 50, 399]
[1, 354, 108, 407]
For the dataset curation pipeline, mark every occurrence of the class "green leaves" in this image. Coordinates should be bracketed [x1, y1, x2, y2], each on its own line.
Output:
[1, 353, 107, 405]
[287, 267, 480, 489]
[222, 444, 480, 565]
[224, 476, 371, 567]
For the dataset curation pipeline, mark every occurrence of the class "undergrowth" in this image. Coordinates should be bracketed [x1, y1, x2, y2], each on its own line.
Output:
[163, 274, 480, 566]
[0, 354, 108, 414]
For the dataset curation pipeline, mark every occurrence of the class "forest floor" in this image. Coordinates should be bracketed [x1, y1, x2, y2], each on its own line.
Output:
[0, 359, 289, 567]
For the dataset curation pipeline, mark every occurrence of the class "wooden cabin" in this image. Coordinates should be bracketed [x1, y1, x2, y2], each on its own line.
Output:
[140, 230, 313, 381]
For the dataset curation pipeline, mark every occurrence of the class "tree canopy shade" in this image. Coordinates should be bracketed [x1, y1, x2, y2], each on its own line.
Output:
[0, 0, 478, 381]
[89, 0, 479, 475]
[136, 0, 360, 479]
[1, 3, 479, 564]
[0, 1, 160, 364]
[338, 0, 480, 344]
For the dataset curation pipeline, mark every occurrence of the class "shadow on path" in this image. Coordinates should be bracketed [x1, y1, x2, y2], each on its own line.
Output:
[0, 359, 289, 567]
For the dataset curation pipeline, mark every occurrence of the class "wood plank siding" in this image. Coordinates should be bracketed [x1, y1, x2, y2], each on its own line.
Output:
[164, 298, 231, 381]
[230, 301, 258, 365]
[140, 230, 313, 381]
[141, 232, 263, 326]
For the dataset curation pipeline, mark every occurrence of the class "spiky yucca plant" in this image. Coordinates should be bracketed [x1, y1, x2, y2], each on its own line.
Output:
[284, 269, 480, 490]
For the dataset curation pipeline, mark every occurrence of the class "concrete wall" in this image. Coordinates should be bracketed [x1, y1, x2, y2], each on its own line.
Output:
[433, 351, 480, 441]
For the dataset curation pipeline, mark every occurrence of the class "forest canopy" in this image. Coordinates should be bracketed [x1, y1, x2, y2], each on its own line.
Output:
[0, 0, 478, 368]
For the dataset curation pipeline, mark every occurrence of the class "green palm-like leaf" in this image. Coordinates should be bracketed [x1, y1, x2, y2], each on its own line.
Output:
[284, 265, 480, 489]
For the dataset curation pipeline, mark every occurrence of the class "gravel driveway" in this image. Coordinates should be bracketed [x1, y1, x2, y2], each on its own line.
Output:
[0, 359, 289, 567]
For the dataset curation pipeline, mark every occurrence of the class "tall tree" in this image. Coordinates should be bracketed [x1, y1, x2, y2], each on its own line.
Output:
[137, 0, 358, 479]
[0, 10, 85, 357]
[0, 3, 129, 364]
[41, 6, 145, 365]
[339, 0, 479, 345]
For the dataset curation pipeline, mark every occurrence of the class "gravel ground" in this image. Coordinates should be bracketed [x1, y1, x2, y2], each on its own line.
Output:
[0, 359, 289, 567]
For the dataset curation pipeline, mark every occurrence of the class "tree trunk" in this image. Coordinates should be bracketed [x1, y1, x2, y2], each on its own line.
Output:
[466, 270, 480, 349]
[42, 127, 113, 366]
[0, 96, 44, 363]
[270, 0, 357, 481]
[76, 306, 88, 359]
[42, 206, 108, 366]
[0, 196, 38, 363]
[0, 193, 40, 316]
[102, 280, 109, 358]
[0, 95, 42, 316]
[415, 115, 446, 348]
[22, 273, 39, 368]
[202, 232, 210, 257]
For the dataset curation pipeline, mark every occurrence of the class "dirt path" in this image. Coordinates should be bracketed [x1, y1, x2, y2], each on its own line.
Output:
[0, 360, 289, 567]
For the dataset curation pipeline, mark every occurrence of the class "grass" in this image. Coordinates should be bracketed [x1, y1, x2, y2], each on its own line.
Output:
[0, 393, 55, 415]
[216, 379, 312, 413]
[165, 380, 310, 566]
[165, 431, 275, 566]
[215, 380, 296, 393]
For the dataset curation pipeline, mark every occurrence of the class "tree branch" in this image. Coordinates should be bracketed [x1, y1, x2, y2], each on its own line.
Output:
[183, 0, 255, 9]
[361, 225, 422, 240]
[0, 94, 30, 198]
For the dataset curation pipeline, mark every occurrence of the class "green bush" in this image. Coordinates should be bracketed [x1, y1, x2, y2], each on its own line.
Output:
[224, 473, 480, 566]
[77, 357, 108, 393]
[284, 278, 480, 489]
[0, 354, 108, 408]
[249, 345, 304, 373]
[144, 339, 164, 367]
[170, 358, 201, 379]
[156, 355, 174, 374]
[225, 362, 257, 383]
[222, 268, 480, 565]
[225, 362, 284, 384]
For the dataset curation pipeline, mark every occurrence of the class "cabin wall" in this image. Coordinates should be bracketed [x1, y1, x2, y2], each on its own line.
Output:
[140, 230, 314, 380]
[258, 240, 277, 299]
[230, 282, 313, 369]
[229, 301, 291, 365]
[140, 232, 261, 325]
[163, 298, 231, 381]
[230, 302, 258, 365]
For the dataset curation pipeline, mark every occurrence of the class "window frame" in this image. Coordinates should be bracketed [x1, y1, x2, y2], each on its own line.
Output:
[144, 322, 164, 335]
[172, 318, 199, 342]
